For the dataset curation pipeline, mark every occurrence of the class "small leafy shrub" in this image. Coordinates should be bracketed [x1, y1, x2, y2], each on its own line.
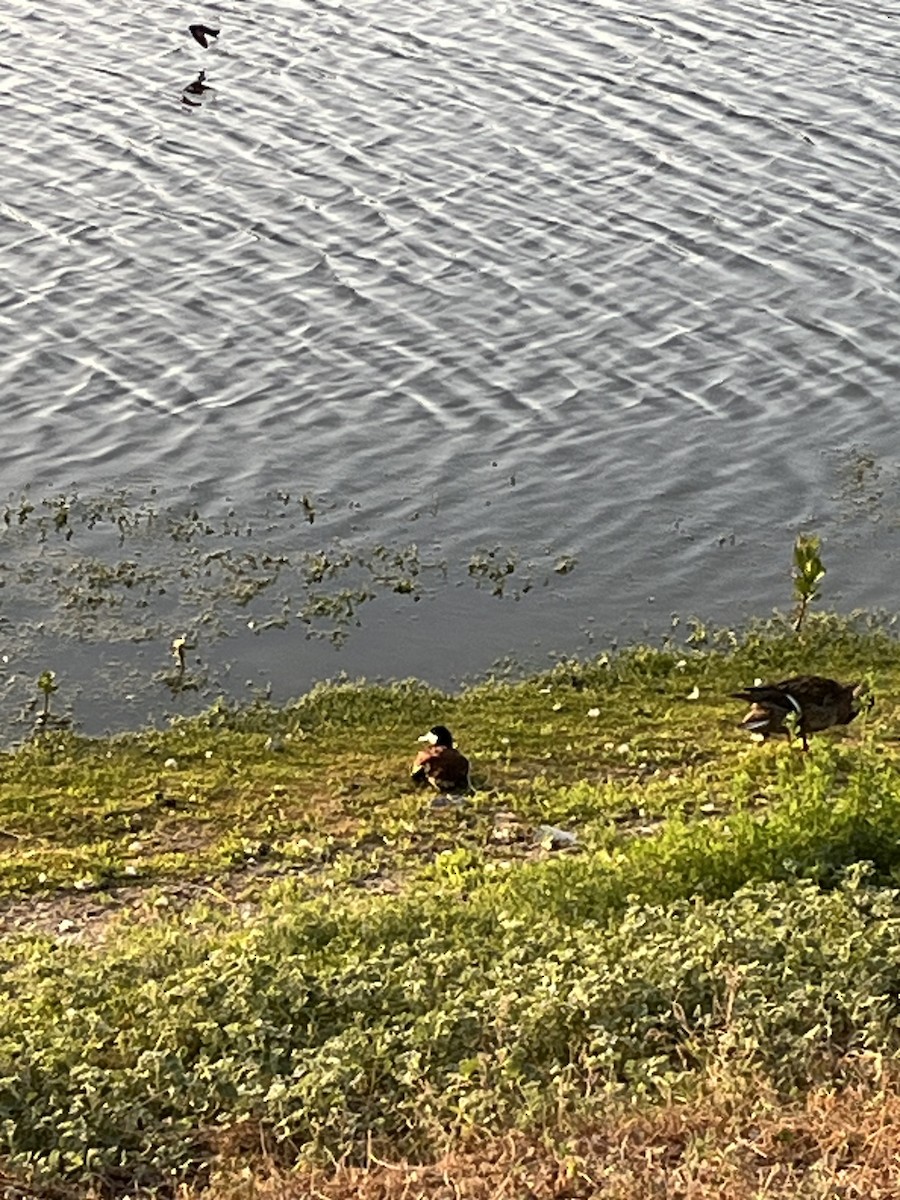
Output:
[792, 534, 826, 632]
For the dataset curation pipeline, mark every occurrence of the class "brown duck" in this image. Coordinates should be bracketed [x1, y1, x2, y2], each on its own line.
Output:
[411, 725, 471, 793]
[732, 675, 863, 751]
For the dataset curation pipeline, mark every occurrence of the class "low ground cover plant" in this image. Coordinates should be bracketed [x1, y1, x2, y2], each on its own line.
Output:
[2, 612, 900, 1195]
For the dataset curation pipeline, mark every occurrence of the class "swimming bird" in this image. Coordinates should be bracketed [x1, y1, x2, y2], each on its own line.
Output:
[731, 675, 863, 751]
[183, 69, 210, 95]
[411, 725, 471, 793]
[189, 23, 220, 48]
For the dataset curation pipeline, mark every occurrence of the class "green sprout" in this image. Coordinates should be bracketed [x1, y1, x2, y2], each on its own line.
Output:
[36, 669, 59, 722]
[792, 534, 825, 633]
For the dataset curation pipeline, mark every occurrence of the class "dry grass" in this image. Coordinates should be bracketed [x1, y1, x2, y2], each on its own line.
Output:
[192, 1079, 900, 1200]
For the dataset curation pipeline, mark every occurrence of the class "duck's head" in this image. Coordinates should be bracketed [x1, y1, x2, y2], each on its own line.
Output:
[418, 724, 454, 748]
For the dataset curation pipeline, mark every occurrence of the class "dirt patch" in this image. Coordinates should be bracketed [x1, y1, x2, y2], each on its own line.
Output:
[190, 1080, 900, 1200]
[0, 858, 372, 946]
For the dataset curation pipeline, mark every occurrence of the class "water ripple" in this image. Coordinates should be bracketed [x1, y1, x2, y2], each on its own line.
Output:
[3, 0, 900, 720]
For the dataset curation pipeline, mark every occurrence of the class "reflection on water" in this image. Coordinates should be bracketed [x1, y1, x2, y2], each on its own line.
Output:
[3, 0, 900, 732]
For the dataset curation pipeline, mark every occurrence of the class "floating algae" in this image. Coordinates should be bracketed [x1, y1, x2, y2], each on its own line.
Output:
[0, 485, 578, 737]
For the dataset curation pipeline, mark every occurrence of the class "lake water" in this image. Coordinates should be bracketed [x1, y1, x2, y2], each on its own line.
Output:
[2, 0, 900, 734]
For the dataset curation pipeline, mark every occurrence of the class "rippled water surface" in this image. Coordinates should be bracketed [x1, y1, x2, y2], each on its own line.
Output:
[3, 0, 900, 731]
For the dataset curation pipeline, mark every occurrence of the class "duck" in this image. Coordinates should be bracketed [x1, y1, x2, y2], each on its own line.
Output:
[189, 23, 220, 48]
[411, 725, 471, 793]
[731, 675, 864, 751]
[183, 70, 210, 95]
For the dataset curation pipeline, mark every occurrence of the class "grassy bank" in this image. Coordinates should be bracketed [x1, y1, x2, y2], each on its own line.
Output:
[3, 612, 900, 1196]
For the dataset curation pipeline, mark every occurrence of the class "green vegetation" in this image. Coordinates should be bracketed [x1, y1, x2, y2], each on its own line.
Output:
[35, 670, 59, 724]
[0, 485, 574, 656]
[792, 534, 827, 632]
[3, 612, 900, 1195]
